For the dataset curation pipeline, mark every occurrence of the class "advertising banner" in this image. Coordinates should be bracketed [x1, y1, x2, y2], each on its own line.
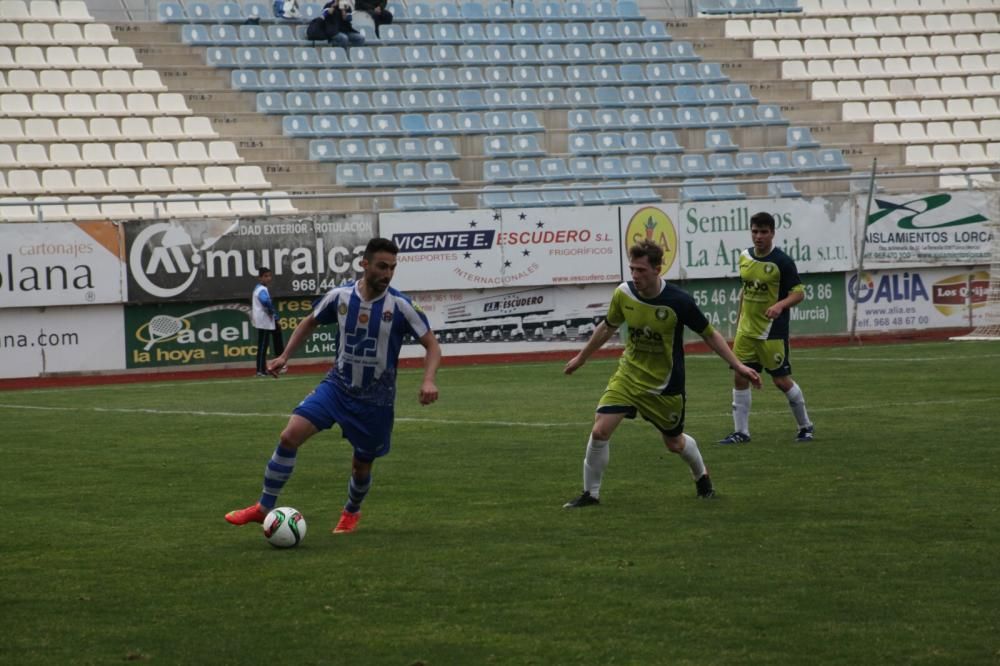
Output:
[846, 266, 991, 332]
[124, 297, 336, 369]
[618, 203, 683, 280]
[409, 283, 616, 347]
[124, 215, 375, 303]
[0, 304, 126, 379]
[681, 273, 847, 340]
[379, 206, 623, 291]
[0, 221, 124, 307]
[678, 197, 854, 279]
[861, 191, 995, 268]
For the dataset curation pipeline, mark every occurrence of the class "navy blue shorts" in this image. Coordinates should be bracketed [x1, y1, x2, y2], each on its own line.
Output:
[292, 379, 394, 463]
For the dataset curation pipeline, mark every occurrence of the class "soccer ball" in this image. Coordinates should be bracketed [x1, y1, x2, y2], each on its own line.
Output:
[262, 507, 307, 548]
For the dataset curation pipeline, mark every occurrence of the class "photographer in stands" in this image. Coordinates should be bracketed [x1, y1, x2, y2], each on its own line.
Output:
[320, 0, 365, 47]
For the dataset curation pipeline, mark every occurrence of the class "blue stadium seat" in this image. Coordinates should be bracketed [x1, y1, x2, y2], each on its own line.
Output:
[269, 25, 299, 44]
[511, 159, 544, 182]
[758, 104, 787, 125]
[568, 133, 599, 155]
[727, 83, 757, 104]
[157, 1, 186, 22]
[424, 188, 459, 210]
[594, 109, 625, 131]
[572, 183, 603, 206]
[395, 162, 427, 186]
[344, 91, 373, 112]
[512, 24, 541, 43]
[181, 24, 210, 45]
[767, 175, 803, 197]
[408, 1, 433, 21]
[427, 113, 458, 134]
[487, 0, 515, 20]
[653, 155, 683, 177]
[371, 115, 402, 135]
[730, 106, 758, 125]
[539, 1, 564, 20]
[428, 90, 460, 111]
[393, 188, 427, 212]
[569, 156, 600, 179]
[368, 138, 399, 161]
[456, 112, 486, 133]
[650, 131, 682, 153]
[598, 181, 631, 205]
[617, 0, 642, 18]
[485, 112, 513, 133]
[435, 0, 462, 20]
[787, 126, 820, 148]
[734, 152, 766, 174]
[681, 178, 717, 201]
[284, 115, 316, 137]
[641, 20, 670, 40]
[399, 91, 430, 112]
[215, 2, 244, 23]
[622, 108, 653, 129]
[539, 158, 571, 180]
[538, 23, 567, 42]
[461, 1, 487, 20]
[596, 133, 628, 154]
[264, 47, 293, 68]
[677, 108, 708, 128]
[625, 156, 655, 178]
[366, 163, 397, 187]
[316, 92, 344, 112]
[231, 69, 261, 90]
[205, 47, 236, 67]
[427, 137, 460, 160]
[398, 138, 429, 159]
[341, 114, 372, 136]
[457, 45, 488, 65]
[682, 154, 712, 177]
[624, 132, 651, 153]
[675, 85, 702, 106]
[645, 63, 673, 84]
[649, 108, 679, 129]
[461, 89, 490, 110]
[286, 91, 316, 112]
[309, 139, 339, 161]
[379, 25, 405, 43]
[346, 69, 376, 89]
[698, 63, 728, 83]
[626, 180, 661, 203]
[595, 156, 625, 178]
[186, 2, 213, 22]
[244, 2, 271, 23]
[512, 185, 545, 208]
[480, 186, 515, 209]
[512, 89, 541, 108]
[791, 149, 823, 172]
[711, 180, 746, 200]
[336, 163, 367, 187]
[708, 153, 739, 176]
[646, 86, 674, 105]
[700, 84, 729, 104]
[565, 89, 595, 108]
[513, 0, 538, 20]
[484, 160, 516, 183]
[290, 69, 321, 90]
[312, 115, 343, 137]
[256, 92, 286, 113]
[373, 91, 402, 112]
[339, 139, 370, 161]
[763, 151, 795, 174]
[817, 148, 850, 171]
[541, 185, 575, 207]
[705, 107, 736, 127]
[321, 46, 350, 67]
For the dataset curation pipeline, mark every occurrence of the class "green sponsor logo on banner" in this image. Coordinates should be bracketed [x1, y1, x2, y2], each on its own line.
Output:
[124, 299, 337, 369]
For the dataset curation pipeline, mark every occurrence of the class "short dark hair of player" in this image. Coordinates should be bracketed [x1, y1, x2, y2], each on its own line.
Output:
[364, 237, 400, 260]
[628, 239, 664, 268]
[258, 267, 272, 277]
[750, 212, 776, 231]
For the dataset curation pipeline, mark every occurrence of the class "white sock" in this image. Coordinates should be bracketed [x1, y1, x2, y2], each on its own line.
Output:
[583, 436, 609, 498]
[678, 434, 707, 479]
[732, 388, 752, 435]
[785, 382, 812, 428]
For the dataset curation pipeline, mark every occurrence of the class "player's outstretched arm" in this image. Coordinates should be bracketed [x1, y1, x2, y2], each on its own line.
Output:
[266, 315, 319, 376]
[417, 330, 441, 405]
[564, 320, 617, 375]
[702, 329, 762, 389]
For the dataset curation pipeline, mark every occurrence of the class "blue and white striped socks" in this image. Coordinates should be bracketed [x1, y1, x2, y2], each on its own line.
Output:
[345, 474, 372, 514]
[259, 444, 298, 510]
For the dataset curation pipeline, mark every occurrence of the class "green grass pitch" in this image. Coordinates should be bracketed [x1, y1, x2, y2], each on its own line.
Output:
[2, 340, 998, 665]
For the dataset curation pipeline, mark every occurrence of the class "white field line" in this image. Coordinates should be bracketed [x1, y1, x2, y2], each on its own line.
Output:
[1, 395, 998, 428]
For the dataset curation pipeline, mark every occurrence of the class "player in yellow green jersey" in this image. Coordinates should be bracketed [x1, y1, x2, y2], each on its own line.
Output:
[719, 212, 814, 445]
[562, 240, 762, 507]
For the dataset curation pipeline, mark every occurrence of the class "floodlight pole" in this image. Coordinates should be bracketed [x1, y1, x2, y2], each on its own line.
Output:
[850, 158, 879, 345]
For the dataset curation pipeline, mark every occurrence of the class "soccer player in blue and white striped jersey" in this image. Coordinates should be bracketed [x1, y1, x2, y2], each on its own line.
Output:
[226, 238, 441, 534]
